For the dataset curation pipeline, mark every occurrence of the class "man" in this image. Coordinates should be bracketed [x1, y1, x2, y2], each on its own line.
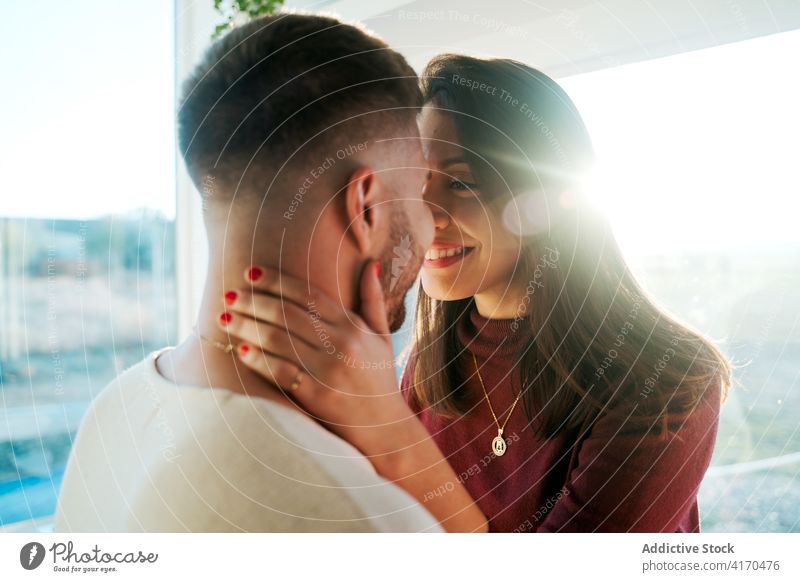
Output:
[54, 13, 437, 532]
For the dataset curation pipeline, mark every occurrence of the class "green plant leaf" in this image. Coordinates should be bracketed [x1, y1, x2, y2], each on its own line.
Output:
[211, 0, 285, 39]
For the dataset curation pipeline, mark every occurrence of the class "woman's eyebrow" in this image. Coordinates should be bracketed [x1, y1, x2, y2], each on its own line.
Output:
[439, 156, 470, 169]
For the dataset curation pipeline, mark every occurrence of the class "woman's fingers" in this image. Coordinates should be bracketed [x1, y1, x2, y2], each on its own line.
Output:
[358, 260, 391, 335]
[243, 265, 347, 324]
[235, 343, 307, 393]
[224, 288, 321, 347]
[218, 310, 322, 367]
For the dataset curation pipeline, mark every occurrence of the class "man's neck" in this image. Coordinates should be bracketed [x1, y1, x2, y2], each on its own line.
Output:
[155, 212, 359, 404]
[154, 273, 293, 408]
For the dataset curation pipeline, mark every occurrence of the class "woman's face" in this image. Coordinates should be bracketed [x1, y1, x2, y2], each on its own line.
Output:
[419, 104, 524, 307]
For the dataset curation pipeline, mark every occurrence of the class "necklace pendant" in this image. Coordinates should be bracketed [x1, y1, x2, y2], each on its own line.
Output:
[492, 429, 507, 456]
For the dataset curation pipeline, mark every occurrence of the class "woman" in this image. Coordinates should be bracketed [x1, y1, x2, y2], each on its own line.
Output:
[221, 54, 731, 532]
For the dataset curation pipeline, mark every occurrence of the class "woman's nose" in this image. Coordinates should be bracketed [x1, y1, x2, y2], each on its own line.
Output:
[422, 174, 451, 230]
[430, 206, 451, 230]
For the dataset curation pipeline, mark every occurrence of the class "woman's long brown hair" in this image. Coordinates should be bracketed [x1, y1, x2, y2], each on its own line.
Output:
[411, 54, 731, 439]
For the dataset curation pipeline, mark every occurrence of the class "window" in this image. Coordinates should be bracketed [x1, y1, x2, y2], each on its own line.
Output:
[559, 29, 800, 532]
[0, 0, 176, 527]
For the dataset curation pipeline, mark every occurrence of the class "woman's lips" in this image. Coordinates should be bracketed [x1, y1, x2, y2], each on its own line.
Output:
[423, 246, 475, 269]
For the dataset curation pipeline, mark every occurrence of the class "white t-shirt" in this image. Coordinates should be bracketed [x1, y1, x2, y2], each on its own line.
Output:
[54, 349, 441, 532]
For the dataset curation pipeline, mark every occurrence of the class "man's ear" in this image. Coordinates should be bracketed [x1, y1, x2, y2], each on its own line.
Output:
[344, 166, 384, 255]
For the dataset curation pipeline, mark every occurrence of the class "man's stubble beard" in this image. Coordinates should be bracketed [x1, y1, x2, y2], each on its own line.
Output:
[378, 206, 425, 332]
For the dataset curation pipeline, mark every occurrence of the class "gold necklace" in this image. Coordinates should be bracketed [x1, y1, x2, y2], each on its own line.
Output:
[472, 352, 523, 457]
[193, 326, 304, 391]
[194, 326, 235, 354]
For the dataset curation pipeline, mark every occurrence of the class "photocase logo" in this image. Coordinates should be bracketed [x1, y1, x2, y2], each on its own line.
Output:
[390, 234, 413, 291]
[20, 542, 46, 570]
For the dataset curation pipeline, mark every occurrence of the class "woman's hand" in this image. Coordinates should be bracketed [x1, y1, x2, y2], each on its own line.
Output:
[218, 263, 409, 467]
[218, 263, 488, 532]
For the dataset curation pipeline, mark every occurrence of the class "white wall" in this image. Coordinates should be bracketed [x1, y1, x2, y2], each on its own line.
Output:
[174, 1, 218, 338]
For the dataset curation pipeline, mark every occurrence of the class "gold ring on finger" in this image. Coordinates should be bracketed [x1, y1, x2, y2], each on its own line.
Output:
[290, 370, 303, 391]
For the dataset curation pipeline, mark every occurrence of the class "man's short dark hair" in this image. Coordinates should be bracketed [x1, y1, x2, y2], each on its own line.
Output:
[177, 13, 422, 201]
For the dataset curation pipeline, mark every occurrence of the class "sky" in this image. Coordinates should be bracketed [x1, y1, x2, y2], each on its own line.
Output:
[1, 3, 798, 254]
[0, 0, 176, 219]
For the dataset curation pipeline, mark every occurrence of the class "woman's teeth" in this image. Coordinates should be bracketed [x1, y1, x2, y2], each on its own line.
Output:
[425, 247, 466, 260]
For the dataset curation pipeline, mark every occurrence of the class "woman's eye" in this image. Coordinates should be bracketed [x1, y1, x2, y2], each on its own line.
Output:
[449, 179, 477, 193]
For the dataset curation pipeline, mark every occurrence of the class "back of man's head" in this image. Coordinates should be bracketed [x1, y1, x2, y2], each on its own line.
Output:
[177, 13, 422, 213]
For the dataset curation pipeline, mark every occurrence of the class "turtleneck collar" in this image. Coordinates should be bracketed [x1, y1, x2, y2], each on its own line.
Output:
[456, 301, 533, 360]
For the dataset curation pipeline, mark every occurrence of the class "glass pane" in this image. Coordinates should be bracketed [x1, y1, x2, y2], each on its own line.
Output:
[0, 0, 175, 527]
[560, 29, 800, 532]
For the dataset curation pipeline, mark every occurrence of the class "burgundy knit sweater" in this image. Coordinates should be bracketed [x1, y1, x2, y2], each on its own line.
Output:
[400, 307, 722, 533]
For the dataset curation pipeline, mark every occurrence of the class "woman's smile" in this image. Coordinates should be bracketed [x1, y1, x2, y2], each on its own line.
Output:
[423, 244, 476, 269]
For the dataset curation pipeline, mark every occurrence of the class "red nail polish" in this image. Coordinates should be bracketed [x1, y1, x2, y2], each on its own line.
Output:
[224, 290, 238, 305]
[219, 312, 232, 325]
[238, 343, 250, 356]
[374, 261, 380, 279]
[247, 266, 263, 282]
